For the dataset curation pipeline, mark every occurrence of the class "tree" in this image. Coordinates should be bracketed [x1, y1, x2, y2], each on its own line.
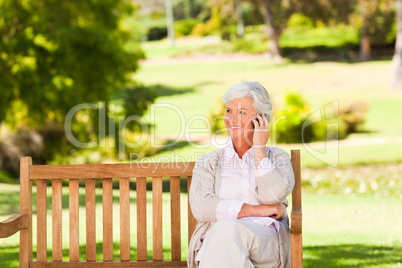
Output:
[0, 0, 151, 164]
[255, 0, 356, 62]
[257, 0, 294, 63]
[165, 0, 175, 46]
[354, 0, 395, 61]
[391, 0, 402, 88]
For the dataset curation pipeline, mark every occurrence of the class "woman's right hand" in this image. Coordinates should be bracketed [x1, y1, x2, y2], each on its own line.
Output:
[258, 204, 284, 220]
[237, 203, 284, 221]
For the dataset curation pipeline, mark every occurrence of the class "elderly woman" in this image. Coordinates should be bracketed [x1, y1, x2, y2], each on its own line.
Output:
[187, 81, 295, 268]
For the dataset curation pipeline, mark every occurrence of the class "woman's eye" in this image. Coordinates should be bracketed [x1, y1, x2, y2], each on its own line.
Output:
[226, 109, 230, 113]
[239, 111, 245, 114]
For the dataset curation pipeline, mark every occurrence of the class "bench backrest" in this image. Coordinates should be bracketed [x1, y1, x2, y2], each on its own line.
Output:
[7, 150, 302, 268]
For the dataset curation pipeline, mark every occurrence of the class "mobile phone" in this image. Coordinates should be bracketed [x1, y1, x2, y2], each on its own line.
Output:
[252, 114, 262, 129]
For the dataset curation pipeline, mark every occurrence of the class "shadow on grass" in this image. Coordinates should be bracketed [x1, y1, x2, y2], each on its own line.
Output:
[303, 243, 402, 268]
[151, 84, 195, 97]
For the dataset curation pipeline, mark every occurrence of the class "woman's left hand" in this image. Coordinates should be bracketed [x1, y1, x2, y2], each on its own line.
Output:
[252, 113, 270, 149]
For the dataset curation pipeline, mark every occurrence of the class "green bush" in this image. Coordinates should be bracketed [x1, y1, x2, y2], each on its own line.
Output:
[338, 100, 369, 134]
[175, 18, 201, 37]
[287, 13, 314, 28]
[147, 26, 168, 41]
[274, 92, 315, 143]
[209, 97, 227, 135]
[280, 26, 359, 49]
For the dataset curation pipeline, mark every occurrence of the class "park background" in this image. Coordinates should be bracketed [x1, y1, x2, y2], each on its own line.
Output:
[0, 0, 402, 267]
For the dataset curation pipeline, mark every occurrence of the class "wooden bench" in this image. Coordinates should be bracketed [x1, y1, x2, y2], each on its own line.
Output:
[0, 150, 302, 268]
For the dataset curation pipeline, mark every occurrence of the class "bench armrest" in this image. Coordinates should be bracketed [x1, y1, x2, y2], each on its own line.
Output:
[0, 213, 29, 238]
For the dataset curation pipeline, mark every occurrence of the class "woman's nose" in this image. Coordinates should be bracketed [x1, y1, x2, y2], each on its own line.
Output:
[227, 114, 239, 125]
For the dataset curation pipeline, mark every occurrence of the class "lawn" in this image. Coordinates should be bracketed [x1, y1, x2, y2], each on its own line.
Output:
[0, 182, 401, 268]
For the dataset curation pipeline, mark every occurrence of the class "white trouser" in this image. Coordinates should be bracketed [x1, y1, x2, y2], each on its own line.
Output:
[198, 219, 280, 268]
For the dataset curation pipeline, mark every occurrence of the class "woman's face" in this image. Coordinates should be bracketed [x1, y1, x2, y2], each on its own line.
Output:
[224, 97, 257, 143]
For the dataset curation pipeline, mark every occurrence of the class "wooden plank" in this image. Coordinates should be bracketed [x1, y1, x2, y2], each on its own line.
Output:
[187, 176, 196, 244]
[20, 157, 33, 267]
[152, 177, 163, 261]
[52, 179, 63, 261]
[103, 178, 113, 261]
[170, 176, 181, 261]
[120, 178, 130, 261]
[69, 179, 80, 262]
[0, 213, 28, 238]
[136, 177, 147, 261]
[30, 162, 195, 180]
[291, 233, 303, 268]
[86, 179, 96, 261]
[30, 260, 188, 267]
[291, 150, 302, 210]
[291, 150, 303, 268]
[37, 180, 47, 261]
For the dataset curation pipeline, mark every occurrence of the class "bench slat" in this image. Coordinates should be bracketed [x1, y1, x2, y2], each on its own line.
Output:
[86, 179, 96, 261]
[136, 177, 147, 261]
[120, 178, 130, 261]
[30, 162, 195, 180]
[52, 179, 62, 262]
[187, 176, 196, 245]
[170, 176, 181, 261]
[103, 178, 113, 261]
[30, 260, 188, 267]
[152, 177, 163, 261]
[37, 180, 47, 262]
[70, 179, 80, 261]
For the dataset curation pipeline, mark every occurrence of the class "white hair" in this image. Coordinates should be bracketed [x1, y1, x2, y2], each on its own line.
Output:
[221, 81, 272, 122]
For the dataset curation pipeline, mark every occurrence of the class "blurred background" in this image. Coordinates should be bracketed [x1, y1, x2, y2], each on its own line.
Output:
[0, 0, 401, 267]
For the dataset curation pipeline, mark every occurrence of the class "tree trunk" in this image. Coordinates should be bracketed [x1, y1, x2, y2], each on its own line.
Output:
[235, 0, 244, 38]
[391, 0, 402, 89]
[165, 0, 174, 47]
[359, 7, 371, 61]
[259, 0, 283, 63]
[359, 27, 371, 61]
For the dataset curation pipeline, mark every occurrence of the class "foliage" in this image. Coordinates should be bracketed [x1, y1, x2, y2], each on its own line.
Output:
[350, 0, 396, 46]
[0, 0, 156, 169]
[191, 6, 222, 36]
[287, 13, 315, 28]
[0, 0, 143, 127]
[274, 92, 315, 143]
[175, 19, 202, 37]
[280, 25, 359, 49]
[338, 100, 369, 134]
[274, 93, 369, 143]
[173, 0, 210, 21]
[209, 96, 227, 135]
[242, 2, 264, 26]
[147, 26, 168, 41]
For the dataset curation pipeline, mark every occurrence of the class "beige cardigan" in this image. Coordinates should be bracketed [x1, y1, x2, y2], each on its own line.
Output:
[187, 147, 295, 268]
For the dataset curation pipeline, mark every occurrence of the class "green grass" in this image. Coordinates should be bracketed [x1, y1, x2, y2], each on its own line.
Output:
[0, 183, 401, 267]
